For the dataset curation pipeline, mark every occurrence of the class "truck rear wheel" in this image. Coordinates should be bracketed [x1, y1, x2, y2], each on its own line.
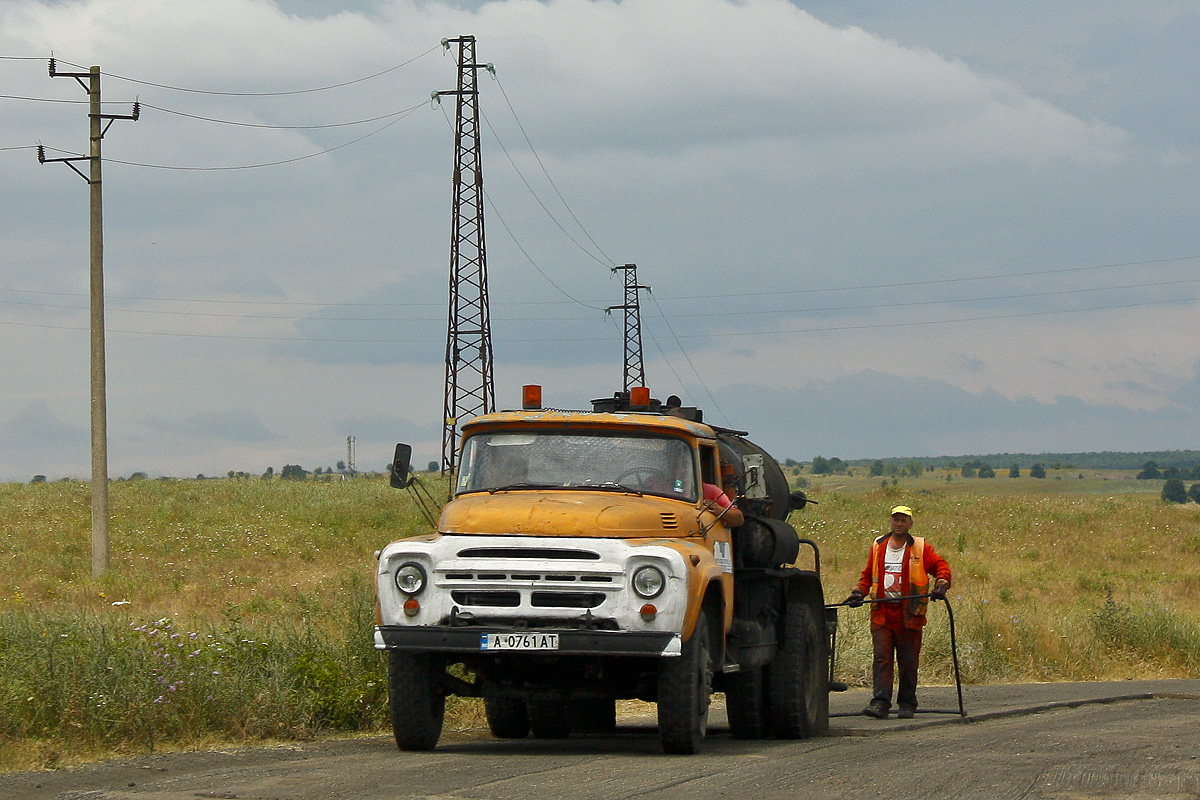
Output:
[724, 666, 769, 739]
[767, 600, 828, 739]
[387, 650, 445, 751]
[657, 610, 713, 754]
[484, 696, 530, 739]
[527, 699, 571, 739]
[570, 698, 617, 733]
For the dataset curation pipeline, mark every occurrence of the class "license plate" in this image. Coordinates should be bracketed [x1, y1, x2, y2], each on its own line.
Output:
[481, 632, 559, 651]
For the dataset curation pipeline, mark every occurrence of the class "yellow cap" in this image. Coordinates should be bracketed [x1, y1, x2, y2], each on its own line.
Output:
[890, 505, 913, 518]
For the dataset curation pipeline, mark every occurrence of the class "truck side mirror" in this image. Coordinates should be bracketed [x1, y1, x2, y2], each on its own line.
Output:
[390, 443, 413, 489]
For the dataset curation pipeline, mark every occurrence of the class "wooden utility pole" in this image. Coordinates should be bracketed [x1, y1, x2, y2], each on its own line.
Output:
[40, 61, 138, 576]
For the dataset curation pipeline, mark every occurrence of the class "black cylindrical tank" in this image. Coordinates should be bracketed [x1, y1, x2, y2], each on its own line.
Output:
[716, 433, 792, 520]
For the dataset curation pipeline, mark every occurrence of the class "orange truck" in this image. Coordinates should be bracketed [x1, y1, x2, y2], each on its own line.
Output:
[374, 387, 829, 754]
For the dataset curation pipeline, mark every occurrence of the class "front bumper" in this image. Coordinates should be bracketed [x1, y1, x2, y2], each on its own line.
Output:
[375, 624, 681, 657]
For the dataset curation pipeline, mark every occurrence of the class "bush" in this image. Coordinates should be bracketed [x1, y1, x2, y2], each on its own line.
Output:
[1188, 484, 1200, 504]
[1162, 478, 1188, 503]
[1137, 461, 1161, 480]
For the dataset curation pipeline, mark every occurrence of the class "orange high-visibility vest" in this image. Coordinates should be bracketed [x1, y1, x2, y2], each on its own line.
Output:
[868, 535, 931, 622]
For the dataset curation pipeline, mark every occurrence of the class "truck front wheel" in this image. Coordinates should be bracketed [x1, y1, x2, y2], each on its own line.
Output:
[657, 610, 713, 754]
[387, 650, 445, 751]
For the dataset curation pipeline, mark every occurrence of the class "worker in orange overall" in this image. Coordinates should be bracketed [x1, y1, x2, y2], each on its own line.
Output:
[844, 505, 951, 719]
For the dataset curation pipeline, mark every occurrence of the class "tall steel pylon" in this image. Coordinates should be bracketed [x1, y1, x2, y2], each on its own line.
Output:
[439, 36, 494, 474]
[606, 263, 650, 391]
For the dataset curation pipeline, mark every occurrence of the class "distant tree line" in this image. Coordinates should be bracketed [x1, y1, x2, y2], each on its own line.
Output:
[1135, 460, 1200, 481]
[788, 450, 1200, 474]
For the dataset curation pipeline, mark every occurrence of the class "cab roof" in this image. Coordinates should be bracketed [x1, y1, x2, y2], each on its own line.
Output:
[461, 408, 717, 439]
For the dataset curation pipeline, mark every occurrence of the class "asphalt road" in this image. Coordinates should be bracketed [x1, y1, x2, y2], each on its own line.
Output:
[4, 680, 1198, 800]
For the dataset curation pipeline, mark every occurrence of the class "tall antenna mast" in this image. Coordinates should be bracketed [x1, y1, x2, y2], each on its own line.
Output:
[437, 36, 495, 474]
[606, 263, 650, 391]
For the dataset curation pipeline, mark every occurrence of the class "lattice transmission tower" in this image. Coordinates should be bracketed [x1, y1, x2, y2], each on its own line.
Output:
[438, 36, 495, 474]
[606, 263, 650, 391]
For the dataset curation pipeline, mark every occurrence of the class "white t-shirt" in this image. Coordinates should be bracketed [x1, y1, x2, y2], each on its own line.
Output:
[882, 540, 906, 598]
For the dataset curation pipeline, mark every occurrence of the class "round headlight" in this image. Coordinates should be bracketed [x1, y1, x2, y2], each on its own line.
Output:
[394, 563, 426, 595]
[632, 565, 665, 599]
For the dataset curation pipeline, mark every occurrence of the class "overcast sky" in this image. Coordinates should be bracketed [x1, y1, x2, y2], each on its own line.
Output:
[1, 0, 1198, 481]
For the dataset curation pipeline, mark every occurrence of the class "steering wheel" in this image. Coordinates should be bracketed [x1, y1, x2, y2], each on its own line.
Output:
[615, 467, 670, 491]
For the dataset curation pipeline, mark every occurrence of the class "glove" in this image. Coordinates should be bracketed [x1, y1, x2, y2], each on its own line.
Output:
[844, 592, 864, 608]
[930, 581, 949, 601]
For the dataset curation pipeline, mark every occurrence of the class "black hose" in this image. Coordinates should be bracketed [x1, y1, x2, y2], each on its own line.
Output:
[825, 593, 966, 717]
[944, 596, 965, 716]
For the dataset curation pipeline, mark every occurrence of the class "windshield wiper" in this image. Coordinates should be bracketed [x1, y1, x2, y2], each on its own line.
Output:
[565, 481, 644, 495]
[486, 482, 560, 493]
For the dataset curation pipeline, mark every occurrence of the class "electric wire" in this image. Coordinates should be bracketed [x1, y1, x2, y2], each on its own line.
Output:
[138, 100, 428, 130]
[652, 276, 1200, 320]
[8, 275, 1193, 322]
[3, 291, 1196, 343]
[647, 294, 728, 425]
[37, 102, 421, 170]
[436, 102, 604, 311]
[491, 72, 614, 266]
[665, 293, 1200, 340]
[55, 46, 440, 96]
[0, 93, 89, 104]
[481, 108, 610, 269]
[482, 194, 607, 312]
[4, 255, 1196, 315]
[494, 74, 613, 266]
[654, 254, 1200, 303]
[0, 317, 438, 344]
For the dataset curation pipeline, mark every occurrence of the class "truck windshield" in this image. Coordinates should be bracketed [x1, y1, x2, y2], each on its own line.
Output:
[456, 431, 698, 501]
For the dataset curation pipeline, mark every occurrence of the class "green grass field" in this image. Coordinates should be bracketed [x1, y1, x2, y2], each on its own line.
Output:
[2, 469, 1198, 771]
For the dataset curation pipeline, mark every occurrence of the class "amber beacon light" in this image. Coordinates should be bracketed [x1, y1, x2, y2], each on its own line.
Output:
[522, 384, 542, 410]
[630, 386, 650, 410]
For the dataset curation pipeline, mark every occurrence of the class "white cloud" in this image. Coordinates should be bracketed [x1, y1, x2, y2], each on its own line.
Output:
[0, 0, 1195, 480]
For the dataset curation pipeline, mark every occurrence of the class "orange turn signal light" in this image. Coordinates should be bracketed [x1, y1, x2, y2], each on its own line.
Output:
[640, 604, 657, 621]
[403, 598, 420, 617]
[522, 384, 542, 410]
[630, 386, 650, 410]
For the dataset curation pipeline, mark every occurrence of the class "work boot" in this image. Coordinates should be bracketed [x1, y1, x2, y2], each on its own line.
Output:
[897, 705, 915, 719]
[862, 699, 889, 719]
